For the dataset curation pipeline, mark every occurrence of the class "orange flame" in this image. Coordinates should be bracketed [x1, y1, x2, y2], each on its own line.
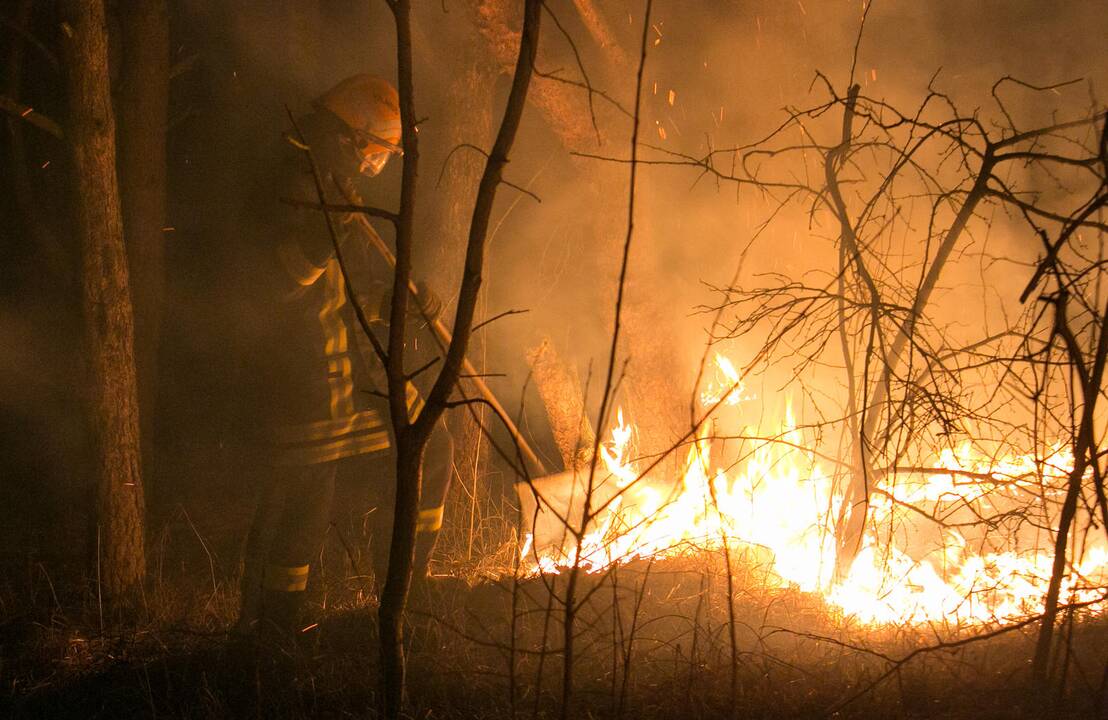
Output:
[522, 355, 1108, 627]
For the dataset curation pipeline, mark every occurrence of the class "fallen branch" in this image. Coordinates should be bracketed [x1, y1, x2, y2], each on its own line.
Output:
[0, 94, 63, 139]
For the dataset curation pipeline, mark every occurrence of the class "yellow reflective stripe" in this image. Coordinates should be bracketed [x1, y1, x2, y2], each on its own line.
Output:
[320, 260, 348, 356]
[326, 355, 354, 419]
[316, 260, 357, 419]
[263, 564, 310, 592]
[273, 409, 386, 444]
[283, 132, 310, 151]
[274, 430, 391, 466]
[278, 239, 326, 286]
[405, 381, 424, 422]
[416, 505, 444, 533]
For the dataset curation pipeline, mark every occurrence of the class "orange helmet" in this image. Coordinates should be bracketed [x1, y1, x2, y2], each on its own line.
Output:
[317, 74, 402, 176]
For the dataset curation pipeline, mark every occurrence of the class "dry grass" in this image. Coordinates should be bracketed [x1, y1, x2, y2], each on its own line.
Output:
[2, 501, 1106, 719]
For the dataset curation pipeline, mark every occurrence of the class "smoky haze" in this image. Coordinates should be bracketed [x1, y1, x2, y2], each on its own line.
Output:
[2, 0, 1106, 556]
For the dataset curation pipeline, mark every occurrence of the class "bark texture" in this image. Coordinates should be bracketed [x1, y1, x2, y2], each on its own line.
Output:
[116, 0, 169, 481]
[527, 337, 595, 470]
[62, 0, 147, 600]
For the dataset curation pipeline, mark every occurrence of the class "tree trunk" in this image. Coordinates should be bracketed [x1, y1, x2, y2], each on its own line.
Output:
[62, 0, 147, 601]
[528, 337, 595, 470]
[1032, 294, 1108, 688]
[379, 436, 424, 717]
[379, 0, 422, 710]
[829, 92, 996, 578]
[377, 2, 541, 715]
[116, 0, 169, 489]
[1031, 450, 1086, 687]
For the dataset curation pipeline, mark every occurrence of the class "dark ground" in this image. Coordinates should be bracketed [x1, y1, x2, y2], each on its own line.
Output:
[2, 538, 1106, 719]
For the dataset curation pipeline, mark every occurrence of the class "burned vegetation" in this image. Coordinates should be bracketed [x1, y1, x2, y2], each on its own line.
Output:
[2, 1, 1107, 719]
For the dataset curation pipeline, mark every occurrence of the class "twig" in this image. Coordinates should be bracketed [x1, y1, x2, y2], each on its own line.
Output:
[0, 94, 63, 139]
[179, 505, 219, 601]
[406, 355, 441, 382]
[775, 593, 1108, 717]
[472, 308, 530, 333]
[278, 195, 399, 224]
[563, 4, 653, 718]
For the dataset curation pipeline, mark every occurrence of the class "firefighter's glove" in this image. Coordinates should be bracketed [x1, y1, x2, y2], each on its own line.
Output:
[412, 280, 443, 324]
[380, 281, 443, 325]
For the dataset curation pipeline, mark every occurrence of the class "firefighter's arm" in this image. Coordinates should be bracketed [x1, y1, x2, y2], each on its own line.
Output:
[338, 216, 444, 325]
[338, 222, 390, 323]
[275, 169, 335, 288]
[377, 279, 444, 326]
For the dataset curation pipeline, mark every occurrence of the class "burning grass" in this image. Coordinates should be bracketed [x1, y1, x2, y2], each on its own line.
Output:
[5, 350, 1106, 717]
[3, 364, 1106, 717]
[515, 355, 1108, 630]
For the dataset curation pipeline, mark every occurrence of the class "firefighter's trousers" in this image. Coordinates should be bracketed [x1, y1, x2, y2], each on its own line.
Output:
[236, 425, 452, 636]
[237, 463, 336, 636]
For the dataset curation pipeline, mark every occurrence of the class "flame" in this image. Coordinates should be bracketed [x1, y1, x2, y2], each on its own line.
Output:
[522, 355, 1108, 627]
[700, 353, 753, 406]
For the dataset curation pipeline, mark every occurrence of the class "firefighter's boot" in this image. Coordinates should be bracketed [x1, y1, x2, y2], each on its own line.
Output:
[261, 588, 304, 631]
[256, 563, 310, 649]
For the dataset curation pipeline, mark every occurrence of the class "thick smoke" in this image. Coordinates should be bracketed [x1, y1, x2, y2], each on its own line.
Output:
[2, 0, 1105, 555]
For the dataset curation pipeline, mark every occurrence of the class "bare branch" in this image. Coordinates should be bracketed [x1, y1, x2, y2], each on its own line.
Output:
[0, 94, 63, 139]
[278, 195, 399, 224]
[471, 308, 530, 333]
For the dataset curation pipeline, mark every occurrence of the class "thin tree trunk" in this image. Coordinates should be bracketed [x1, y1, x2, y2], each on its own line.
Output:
[1032, 294, 1108, 687]
[378, 1, 542, 715]
[560, 563, 579, 720]
[61, 0, 147, 601]
[563, 4, 653, 716]
[831, 111, 997, 575]
[528, 337, 595, 470]
[116, 0, 169, 489]
[379, 439, 424, 716]
[378, 3, 422, 712]
[1032, 450, 1087, 687]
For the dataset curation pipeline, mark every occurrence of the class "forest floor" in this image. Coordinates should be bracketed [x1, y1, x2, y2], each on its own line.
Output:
[2, 552, 1106, 719]
[1, 483, 1106, 719]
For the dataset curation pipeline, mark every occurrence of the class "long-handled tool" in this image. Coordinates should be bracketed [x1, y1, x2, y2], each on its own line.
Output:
[340, 191, 548, 478]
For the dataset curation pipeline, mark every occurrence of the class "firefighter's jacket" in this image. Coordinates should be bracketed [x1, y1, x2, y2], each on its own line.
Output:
[244, 109, 419, 466]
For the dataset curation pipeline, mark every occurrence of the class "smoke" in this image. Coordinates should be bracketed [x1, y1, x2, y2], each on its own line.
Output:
[3, 0, 1104, 558]
[165, 0, 1108, 474]
[0, 297, 88, 551]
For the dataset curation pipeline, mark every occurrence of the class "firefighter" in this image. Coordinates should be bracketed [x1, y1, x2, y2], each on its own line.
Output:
[235, 74, 450, 640]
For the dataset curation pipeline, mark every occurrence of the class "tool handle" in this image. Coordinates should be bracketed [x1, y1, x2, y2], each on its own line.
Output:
[350, 211, 548, 477]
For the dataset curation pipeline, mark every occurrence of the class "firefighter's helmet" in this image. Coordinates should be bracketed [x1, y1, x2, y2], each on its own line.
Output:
[316, 74, 402, 177]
